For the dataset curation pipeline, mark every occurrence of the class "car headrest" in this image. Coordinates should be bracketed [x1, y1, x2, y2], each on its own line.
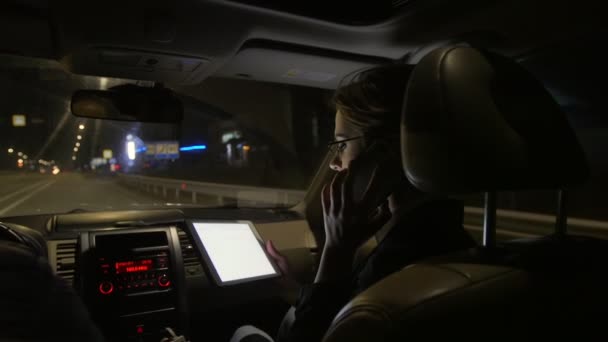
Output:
[401, 47, 589, 194]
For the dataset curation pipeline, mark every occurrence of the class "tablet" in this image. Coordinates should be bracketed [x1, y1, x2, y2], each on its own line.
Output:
[187, 220, 281, 286]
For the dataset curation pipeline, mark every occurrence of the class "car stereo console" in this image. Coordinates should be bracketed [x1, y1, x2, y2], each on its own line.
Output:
[96, 249, 172, 295]
[78, 227, 187, 342]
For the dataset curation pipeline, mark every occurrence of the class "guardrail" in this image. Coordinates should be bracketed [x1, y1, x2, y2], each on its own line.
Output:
[118, 173, 608, 239]
[117, 173, 306, 207]
[463, 207, 608, 240]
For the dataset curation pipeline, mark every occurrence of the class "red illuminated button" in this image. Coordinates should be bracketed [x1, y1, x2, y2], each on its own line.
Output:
[158, 275, 171, 287]
[136, 325, 144, 335]
[99, 281, 114, 295]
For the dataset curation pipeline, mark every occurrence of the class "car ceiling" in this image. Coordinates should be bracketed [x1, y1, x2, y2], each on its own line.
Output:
[0, 0, 605, 89]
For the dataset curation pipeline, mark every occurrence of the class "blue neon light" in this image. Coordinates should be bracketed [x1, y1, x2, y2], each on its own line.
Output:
[136, 147, 147, 153]
[179, 145, 207, 152]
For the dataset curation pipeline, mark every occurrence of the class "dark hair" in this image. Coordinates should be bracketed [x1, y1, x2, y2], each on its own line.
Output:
[332, 64, 415, 137]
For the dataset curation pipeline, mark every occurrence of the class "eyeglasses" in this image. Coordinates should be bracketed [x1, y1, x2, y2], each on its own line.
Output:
[327, 136, 364, 154]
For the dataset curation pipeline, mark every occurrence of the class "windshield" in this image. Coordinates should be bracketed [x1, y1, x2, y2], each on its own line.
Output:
[0, 55, 334, 216]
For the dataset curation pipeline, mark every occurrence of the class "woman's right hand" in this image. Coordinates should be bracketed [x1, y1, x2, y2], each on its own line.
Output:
[266, 240, 300, 290]
[315, 162, 392, 283]
[321, 162, 392, 253]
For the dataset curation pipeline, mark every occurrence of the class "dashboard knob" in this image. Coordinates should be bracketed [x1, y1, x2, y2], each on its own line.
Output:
[99, 281, 114, 295]
[158, 275, 171, 287]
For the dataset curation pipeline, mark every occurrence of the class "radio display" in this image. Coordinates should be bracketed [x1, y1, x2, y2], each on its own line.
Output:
[115, 259, 153, 274]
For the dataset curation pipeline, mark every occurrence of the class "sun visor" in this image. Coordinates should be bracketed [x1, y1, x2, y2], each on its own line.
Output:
[61, 47, 210, 84]
[216, 42, 391, 89]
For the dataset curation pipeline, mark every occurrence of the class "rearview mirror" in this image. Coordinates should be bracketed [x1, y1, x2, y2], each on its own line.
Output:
[71, 84, 183, 123]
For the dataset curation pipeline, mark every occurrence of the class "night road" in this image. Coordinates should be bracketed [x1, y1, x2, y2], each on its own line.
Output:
[0, 172, 175, 217]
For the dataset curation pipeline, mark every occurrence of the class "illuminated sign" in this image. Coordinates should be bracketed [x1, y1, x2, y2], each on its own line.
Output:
[156, 142, 179, 155]
[127, 141, 136, 160]
[145, 144, 156, 155]
[180, 145, 207, 152]
[103, 149, 113, 159]
[145, 141, 179, 159]
[12, 114, 26, 127]
[221, 130, 242, 143]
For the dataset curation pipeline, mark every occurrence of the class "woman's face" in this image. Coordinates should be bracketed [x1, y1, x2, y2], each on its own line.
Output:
[329, 110, 365, 171]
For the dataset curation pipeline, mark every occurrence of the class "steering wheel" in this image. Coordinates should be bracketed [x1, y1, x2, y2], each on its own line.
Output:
[0, 222, 47, 258]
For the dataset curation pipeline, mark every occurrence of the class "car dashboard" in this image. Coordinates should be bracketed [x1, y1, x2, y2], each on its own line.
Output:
[9, 208, 317, 342]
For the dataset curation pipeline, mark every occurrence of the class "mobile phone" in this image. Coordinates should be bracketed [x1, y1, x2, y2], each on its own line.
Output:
[349, 141, 403, 211]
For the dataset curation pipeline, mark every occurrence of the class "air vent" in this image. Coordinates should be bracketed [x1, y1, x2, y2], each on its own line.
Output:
[55, 241, 77, 286]
[177, 230, 200, 267]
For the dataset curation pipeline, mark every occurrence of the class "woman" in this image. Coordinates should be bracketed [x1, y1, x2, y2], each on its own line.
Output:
[236, 63, 476, 342]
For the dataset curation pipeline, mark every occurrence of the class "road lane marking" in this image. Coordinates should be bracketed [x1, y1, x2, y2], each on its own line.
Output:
[0, 179, 58, 216]
[0, 180, 50, 205]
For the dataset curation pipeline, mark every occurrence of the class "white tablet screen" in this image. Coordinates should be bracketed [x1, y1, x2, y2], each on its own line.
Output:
[192, 222, 278, 283]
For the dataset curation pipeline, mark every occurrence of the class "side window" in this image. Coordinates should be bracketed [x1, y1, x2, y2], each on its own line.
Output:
[171, 78, 334, 191]
[461, 38, 608, 242]
[462, 126, 608, 242]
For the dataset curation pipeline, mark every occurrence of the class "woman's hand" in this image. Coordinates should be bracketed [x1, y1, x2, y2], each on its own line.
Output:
[266, 240, 300, 290]
[315, 161, 392, 283]
[321, 161, 392, 253]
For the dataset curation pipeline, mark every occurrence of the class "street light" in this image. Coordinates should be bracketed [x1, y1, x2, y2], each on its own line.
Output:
[127, 141, 136, 160]
[17, 152, 23, 157]
[23, 155, 28, 160]
[74, 147, 78, 152]
[8, 148, 14, 154]
[76, 142, 81, 147]
[79, 124, 85, 130]
[72, 156, 76, 161]
[77, 135, 82, 140]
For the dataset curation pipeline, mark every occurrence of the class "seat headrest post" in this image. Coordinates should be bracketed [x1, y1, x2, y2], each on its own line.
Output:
[483, 192, 497, 248]
[555, 189, 568, 237]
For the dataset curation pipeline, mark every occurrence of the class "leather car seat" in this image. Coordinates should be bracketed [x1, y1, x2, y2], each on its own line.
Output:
[0, 222, 103, 342]
[322, 46, 598, 341]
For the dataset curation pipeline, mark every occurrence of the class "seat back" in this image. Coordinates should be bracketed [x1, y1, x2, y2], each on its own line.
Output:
[0, 224, 103, 342]
[323, 46, 600, 341]
[324, 263, 542, 341]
